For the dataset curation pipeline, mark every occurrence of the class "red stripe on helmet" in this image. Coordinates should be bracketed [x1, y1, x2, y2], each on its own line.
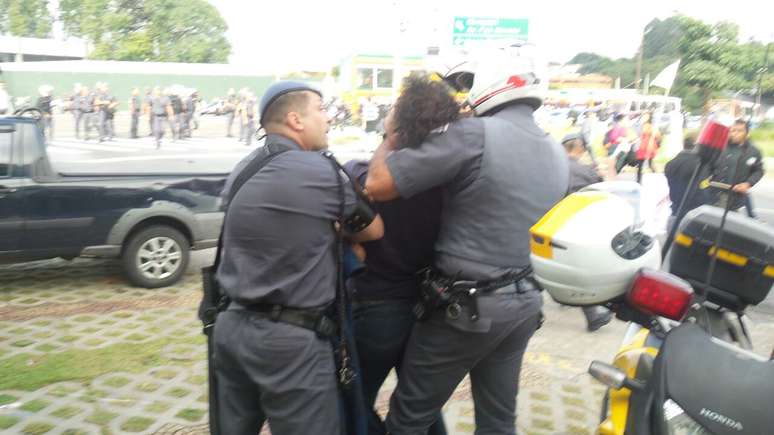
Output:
[472, 75, 528, 107]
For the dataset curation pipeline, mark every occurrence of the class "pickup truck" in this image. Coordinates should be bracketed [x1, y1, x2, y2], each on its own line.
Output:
[0, 116, 231, 288]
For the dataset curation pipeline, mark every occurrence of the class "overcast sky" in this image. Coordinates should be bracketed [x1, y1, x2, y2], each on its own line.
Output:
[209, 0, 772, 71]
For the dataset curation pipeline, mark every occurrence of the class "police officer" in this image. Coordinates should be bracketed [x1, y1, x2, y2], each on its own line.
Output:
[150, 87, 175, 149]
[366, 45, 568, 434]
[213, 80, 384, 435]
[241, 91, 256, 146]
[36, 85, 55, 140]
[224, 88, 237, 137]
[710, 119, 764, 216]
[144, 87, 154, 137]
[237, 87, 248, 142]
[182, 89, 197, 138]
[79, 86, 97, 141]
[561, 132, 613, 332]
[129, 87, 141, 139]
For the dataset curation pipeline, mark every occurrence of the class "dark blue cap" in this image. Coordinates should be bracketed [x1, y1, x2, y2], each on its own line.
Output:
[259, 80, 322, 125]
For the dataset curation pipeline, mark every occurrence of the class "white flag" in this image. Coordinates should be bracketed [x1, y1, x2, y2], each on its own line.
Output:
[651, 59, 681, 93]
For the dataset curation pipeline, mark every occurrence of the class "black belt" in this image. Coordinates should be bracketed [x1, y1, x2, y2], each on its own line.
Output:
[232, 302, 336, 338]
[449, 266, 535, 294]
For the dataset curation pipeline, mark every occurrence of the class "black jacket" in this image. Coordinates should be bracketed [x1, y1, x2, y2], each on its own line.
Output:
[665, 150, 711, 216]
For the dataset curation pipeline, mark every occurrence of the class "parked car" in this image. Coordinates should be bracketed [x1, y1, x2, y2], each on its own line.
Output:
[0, 116, 230, 288]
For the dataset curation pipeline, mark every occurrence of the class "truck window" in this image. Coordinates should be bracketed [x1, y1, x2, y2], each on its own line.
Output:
[0, 132, 11, 177]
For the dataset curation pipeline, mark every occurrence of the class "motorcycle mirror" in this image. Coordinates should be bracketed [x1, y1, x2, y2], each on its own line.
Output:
[589, 361, 645, 391]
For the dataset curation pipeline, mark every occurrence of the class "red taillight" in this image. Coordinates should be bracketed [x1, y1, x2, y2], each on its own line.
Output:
[626, 269, 693, 321]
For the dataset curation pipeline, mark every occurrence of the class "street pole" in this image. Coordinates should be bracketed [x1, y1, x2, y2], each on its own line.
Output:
[755, 40, 770, 119]
[635, 39, 643, 92]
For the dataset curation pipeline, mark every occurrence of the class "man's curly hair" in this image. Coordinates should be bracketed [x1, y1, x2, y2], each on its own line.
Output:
[392, 74, 460, 148]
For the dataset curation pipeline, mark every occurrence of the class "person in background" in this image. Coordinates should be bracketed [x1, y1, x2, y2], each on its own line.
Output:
[129, 88, 141, 139]
[710, 119, 764, 217]
[635, 111, 660, 183]
[36, 85, 54, 140]
[562, 132, 613, 332]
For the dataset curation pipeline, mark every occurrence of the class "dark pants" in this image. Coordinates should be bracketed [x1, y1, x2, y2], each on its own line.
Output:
[353, 299, 447, 435]
[226, 111, 235, 136]
[386, 291, 542, 435]
[214, 309, 340, 435]
[130, 111, 139, 138]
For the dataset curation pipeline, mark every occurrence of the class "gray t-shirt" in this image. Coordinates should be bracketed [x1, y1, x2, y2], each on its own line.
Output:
[217, 134, 360, 308]
[386, 104, 569, 280]
[151, 96, 170, 116]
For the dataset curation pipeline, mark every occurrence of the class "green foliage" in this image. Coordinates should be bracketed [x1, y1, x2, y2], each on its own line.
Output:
[59, 0, 231, 63]
[0, 0, 53, 37]
[569, 14, 774, 110]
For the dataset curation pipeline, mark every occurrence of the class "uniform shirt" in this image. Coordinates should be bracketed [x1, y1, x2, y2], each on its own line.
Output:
[567, 157, 602, 193]
[184, 96, 196, 115]
[36, 96, 52, 114]
[130, 96, 141, 113]
[217, 134, 361, 308]
[81, 94, 95, 112]
[151, 95, 170, 116]
[386, 104, 569, 280]
[344, 160, 441, 301]
[710, 141, 764, 210]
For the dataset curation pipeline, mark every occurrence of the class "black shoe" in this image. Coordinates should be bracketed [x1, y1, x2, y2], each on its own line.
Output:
[587, 311, 613, 332]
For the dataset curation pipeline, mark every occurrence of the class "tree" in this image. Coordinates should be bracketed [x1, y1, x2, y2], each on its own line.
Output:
[568, 14, 772, 111]
[59, 0, 231, 63]
[0, 0, 53, 38]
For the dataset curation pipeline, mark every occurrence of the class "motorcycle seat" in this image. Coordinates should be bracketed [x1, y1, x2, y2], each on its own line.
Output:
[657, 323, 774, 435]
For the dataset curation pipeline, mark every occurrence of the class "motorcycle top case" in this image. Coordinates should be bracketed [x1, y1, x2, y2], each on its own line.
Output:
[668, 205, 774, 309]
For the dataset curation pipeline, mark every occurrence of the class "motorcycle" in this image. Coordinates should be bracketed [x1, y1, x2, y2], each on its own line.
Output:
[531, 182, 774, 435]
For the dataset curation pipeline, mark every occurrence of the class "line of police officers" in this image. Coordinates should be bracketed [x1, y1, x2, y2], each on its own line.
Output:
[213, 46, 568, 435]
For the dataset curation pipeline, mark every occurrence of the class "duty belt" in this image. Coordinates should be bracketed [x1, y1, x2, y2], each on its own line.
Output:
[231, 302, 336, 338]
[415, 266, 538, 322]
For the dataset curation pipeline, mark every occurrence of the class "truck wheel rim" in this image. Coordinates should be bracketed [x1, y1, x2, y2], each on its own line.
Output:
[136, 236, 183, 281]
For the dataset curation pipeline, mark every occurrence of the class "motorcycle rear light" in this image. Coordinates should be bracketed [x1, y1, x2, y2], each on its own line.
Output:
[627, 268, 693, 321]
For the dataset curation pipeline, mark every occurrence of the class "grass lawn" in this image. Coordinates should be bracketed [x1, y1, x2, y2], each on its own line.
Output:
[0, 335, 204, 391]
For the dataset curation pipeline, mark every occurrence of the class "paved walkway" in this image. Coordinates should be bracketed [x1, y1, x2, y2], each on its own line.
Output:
[1, 257, 772, 434]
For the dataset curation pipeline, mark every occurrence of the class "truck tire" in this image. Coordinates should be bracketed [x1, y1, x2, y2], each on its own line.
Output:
[122, 225, 190, 288]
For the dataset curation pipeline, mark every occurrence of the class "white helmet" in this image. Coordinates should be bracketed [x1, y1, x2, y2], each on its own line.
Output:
[445, 43, 547, 115]
[530, 190, 661, 305]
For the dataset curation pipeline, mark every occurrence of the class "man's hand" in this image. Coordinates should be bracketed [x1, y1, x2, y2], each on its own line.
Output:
[732, 182, 752, 194]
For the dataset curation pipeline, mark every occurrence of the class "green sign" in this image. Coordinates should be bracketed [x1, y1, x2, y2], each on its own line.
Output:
[452, 17, 529, 47]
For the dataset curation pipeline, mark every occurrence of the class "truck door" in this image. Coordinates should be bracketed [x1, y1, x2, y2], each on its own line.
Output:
[0, 124, 24, 255]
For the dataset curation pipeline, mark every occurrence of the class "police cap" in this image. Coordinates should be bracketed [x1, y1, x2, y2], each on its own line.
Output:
[561, 132, 586, 146]
[259, 81, 322, 124]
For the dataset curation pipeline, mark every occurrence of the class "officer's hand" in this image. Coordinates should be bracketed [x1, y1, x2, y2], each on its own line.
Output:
[732, 182, 751, 194]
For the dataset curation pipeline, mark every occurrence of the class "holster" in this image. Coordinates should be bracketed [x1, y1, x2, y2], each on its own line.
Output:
[413, 267, 455, 321]
[199, 265, 231, 336]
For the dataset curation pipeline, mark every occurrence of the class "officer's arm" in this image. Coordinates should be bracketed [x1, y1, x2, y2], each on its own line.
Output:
[365, 138, 399, 201]
[166, 103, 175, 119]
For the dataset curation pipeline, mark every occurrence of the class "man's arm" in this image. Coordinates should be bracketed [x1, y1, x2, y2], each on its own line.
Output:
[365, 138, 399, 201]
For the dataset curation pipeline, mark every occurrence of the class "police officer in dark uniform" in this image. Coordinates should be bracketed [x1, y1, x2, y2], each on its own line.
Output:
[366, 46, 568, 434]
[150, 87, 174, 149]
[214, 81, 384, 435]
[709, 119, 764, 216]
[129, 87, 141, 139]
[223, 88, 237, 137]
[80, 86, 97, 141]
